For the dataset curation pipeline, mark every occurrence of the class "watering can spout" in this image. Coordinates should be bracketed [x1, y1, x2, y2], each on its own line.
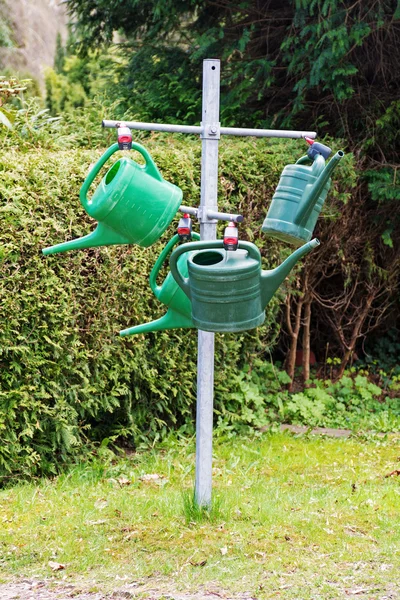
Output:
[261, 238, 320, 308]
[42, 223, 130, 256]
[295, 150, 344, 226]
[119, 308, 194, 337]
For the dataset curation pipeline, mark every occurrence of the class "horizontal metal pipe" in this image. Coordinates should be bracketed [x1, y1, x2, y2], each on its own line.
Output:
[102, 120, 201, 135]
[179, 205, 199, 216]
[206, 209, 244, 223]
[220, 127, 316, 139]
[179, 206, 243, 223]
[102, 119, 316, 140]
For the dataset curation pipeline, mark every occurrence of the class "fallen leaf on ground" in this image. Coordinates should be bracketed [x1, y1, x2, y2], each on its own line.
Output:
[139, 473, 163, 481]
[385, 469, 400, 478]
[117, 476, 131, 486]
[48, 561, 65, 571]
[220, 546, 228, 555]
[86, 519, 107, 526]
[190, 559, 207, 567]
[124, 531, 139, 540]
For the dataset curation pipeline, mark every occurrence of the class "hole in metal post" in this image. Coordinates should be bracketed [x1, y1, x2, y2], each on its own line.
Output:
[211, 66, 216, 70]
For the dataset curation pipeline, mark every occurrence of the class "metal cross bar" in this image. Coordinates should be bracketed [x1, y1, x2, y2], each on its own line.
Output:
[179, 205, 244, 224]
[205, 209, 244, 223]
[179, 205, 199, 217]
[102, 120, 202, 135]
[223, 126, 315, 138]
[102, 119, 316, 140]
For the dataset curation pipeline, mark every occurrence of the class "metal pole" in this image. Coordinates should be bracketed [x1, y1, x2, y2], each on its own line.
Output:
[195, 59, 220, 508]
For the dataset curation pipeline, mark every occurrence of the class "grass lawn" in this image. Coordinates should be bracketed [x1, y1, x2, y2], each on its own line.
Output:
[0, 431, 399, 599]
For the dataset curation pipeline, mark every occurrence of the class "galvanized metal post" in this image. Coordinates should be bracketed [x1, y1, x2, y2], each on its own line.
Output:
[195, 59, 220, 508]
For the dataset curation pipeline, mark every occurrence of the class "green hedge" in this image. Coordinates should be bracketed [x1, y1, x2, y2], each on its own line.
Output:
[0, 135, 349, 480]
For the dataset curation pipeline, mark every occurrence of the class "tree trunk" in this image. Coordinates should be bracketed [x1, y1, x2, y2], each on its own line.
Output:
[285, 295, 303, 391]
[336, 293, 375, 379]
[302, 299, 311, 385]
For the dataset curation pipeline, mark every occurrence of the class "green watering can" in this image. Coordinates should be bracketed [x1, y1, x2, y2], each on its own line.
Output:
[43, 142, 182, 256]
[119, 233, 201, 337]
[169, 238, 320, 333]
[262, 145, 344, 247]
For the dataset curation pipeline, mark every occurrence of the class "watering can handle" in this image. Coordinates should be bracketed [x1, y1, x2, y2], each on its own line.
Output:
[295, 152, 326, 173]
[169, 240, 261, 298]
[150, 232, 201, 299]
[295, 155, 311, 165]
[80, 142, 164, 209]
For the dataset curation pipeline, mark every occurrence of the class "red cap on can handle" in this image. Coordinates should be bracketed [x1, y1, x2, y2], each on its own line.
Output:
[117, 124, 132, 150]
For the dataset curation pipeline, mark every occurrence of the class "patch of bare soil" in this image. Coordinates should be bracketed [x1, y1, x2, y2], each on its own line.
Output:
[0, 580, 257, 600]
[0, 580, 104, 600]
[280, 424, 352, 437]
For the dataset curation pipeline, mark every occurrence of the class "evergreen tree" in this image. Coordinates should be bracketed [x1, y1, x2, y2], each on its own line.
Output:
[54, 32, 65, 74]
[65, 0, 400, 160]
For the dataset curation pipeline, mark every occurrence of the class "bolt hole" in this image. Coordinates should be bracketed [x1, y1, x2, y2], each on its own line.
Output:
[211, 66, 216, 70]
